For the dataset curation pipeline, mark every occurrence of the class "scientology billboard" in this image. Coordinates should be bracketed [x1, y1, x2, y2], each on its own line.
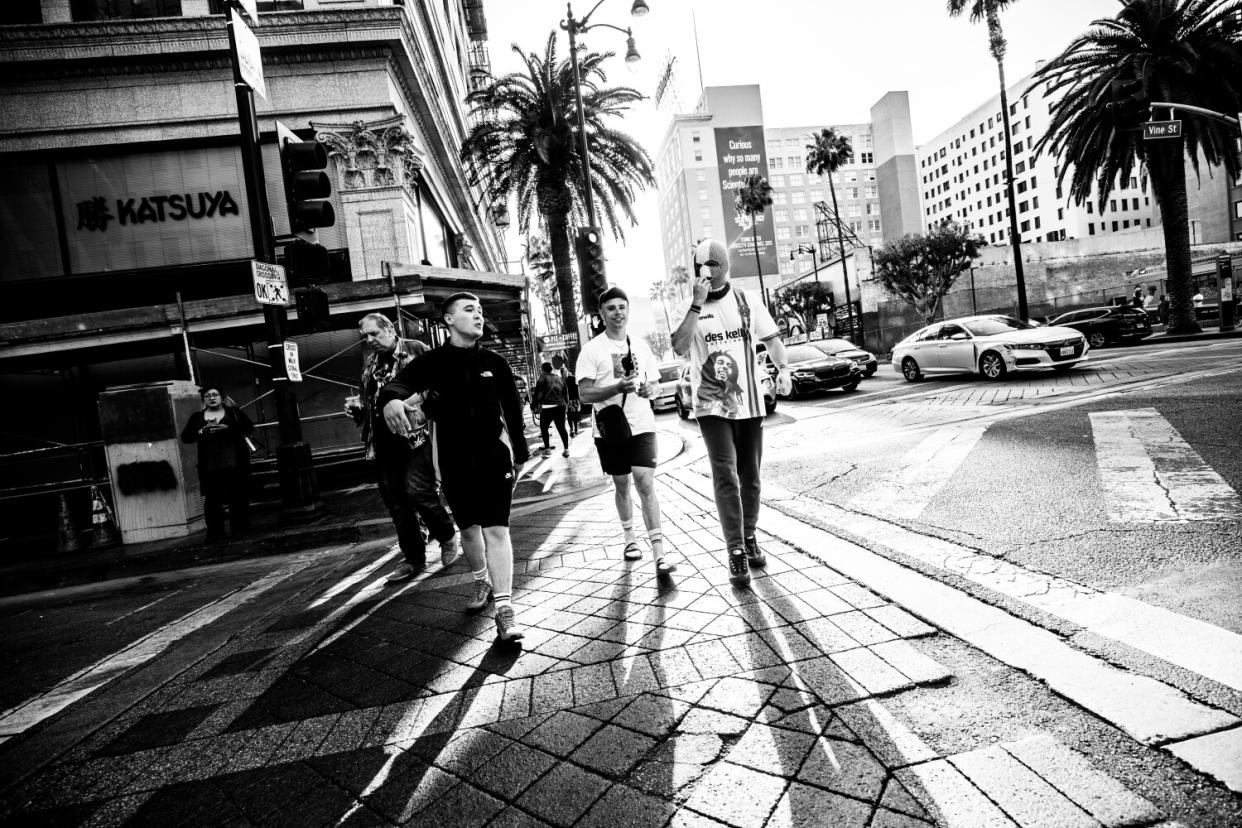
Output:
[714, 125, 777, 281]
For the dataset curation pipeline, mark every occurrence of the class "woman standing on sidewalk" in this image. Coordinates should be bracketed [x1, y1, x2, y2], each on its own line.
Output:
[180, 386, 254, 543]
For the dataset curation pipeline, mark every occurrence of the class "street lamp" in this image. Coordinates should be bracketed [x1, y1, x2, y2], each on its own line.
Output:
[791, 244, 820, 284]
[561, 1, 647, 317]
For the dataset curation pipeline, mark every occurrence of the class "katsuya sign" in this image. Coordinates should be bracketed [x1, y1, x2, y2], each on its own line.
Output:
[75, 190, 240, 232]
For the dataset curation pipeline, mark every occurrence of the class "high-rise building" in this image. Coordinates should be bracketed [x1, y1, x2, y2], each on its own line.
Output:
[655, 85, 920, 295]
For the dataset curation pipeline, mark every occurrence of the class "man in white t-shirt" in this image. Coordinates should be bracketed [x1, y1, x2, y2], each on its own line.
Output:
[672, 238, 792, 587]
[576, 287, 676, 577]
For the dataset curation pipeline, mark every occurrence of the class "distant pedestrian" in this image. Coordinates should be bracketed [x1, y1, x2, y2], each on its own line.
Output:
[565, 370, 582, 437]
[671, 239, 793, 587]
[532, 362, 571, 458]
[1132, 286, 1145, 308]
[180, 386, 254, 543]
[1144, 286, 1157, 309]
[379, 293, 530, 643]
[1158, 294, 1169, 325]
[348, 313, 459, 584]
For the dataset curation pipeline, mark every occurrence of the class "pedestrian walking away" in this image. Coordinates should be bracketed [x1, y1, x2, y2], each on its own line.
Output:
[179, 386, 255, 543]
[577, 286, 677, 577]
[564, 368, 582, 437]
[672, 238, 793, 587]
[379, 292, 531, 643]
[348, 313, 459, 584]
[532, 361, 571, 458]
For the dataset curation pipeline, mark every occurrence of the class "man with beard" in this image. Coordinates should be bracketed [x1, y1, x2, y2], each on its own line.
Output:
[671, 239, 792, 587]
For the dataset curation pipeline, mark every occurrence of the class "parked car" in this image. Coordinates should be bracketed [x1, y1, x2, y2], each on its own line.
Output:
[808, 337, 879, 376]
[1046, 305, 1151, 348]
[650, 363, 683, 412]
[676, 359, 778, 418]
[780, 344, 863, 398]
[892, 315, 1090, 382]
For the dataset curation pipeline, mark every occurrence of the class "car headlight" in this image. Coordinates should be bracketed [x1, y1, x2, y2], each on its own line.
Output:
[1003, 343, 1044, 351]
[794, 370, 815, 378]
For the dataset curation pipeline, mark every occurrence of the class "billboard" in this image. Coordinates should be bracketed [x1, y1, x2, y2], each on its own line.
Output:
[714, 125, 777, 281]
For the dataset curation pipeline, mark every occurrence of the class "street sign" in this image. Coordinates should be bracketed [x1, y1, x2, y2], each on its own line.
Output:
[283, 341, 302, 382]
[542, 332, 579, 351]
[231, 9, 266, 101]
[1143, 120, 1182, 140]
[252, 261, 289, 305]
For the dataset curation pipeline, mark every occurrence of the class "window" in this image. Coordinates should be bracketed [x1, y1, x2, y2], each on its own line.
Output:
[770, 157, 784, 170]
[1235, 200, 1242, 219]
[1132, 198, 1139, 210]
[776, 226, 790, 240]
[1017, 181, 1027, 194]
[788, 174, 804, 187]
[787, 156, 801, 167]
[791, 191, 806, 204]
[792, 208, 807, 222]
[773, 192, 787, 204]
[846, 187, 859, 199]
[693, 150, 702, 162]
[699, 189, 708, 201]
[848, 204, 861, 217]
[1018, 200, 1029, 213]
[795, 225, 808, 237]
[1034, 217, 1041, 229]
[1110, 199, 1117, 211]
[1057, 208, 1064, 220]
[1123, 220, 1130, 229]
[869, 219, 881, 231]
[1112, 221, 1119, 231]
[692, 132, 701, 143]
[859, 152, 874, 164]
[867, 202, 880, 216]
[0, 0, 41, 23]
[75, 0, 183, 18]
[865, 186, 878, 199]
[1015, 161, 1026, 174]
[1020, 220, 1031, 233]
[1089, 223, 1095, 235]
[1087, 202, 1093, 214]
[700, 206, 711, 219]
[696, 170, 706, 182]
[1029, 176, 1036, 189]
[771, 175, 786, 188]
[774, 209, 788, 223]
[1032, 196, 1039, 209]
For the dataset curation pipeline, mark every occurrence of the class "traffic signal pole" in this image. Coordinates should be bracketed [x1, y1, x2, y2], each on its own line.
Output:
[225, 5, 321, 519]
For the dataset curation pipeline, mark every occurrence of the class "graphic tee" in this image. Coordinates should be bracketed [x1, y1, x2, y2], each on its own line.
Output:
[575, 332, 659, 437]
[680, 285, 778, 420]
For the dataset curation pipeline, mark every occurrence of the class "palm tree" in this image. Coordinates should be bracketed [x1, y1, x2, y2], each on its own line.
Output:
[460, 34, 655, 342]
[1034, 0, 1242, 335]
[947, 0, 1029, 320]
[734, 174, 774, 307]
[668, 264, 690, 301]
[805, 127, 855, 337]
[648, 279, 676, 334]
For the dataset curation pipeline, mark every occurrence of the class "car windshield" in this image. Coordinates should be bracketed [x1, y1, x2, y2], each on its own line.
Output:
[813, 339, 855, 353]
[787, 345, 828, 362]
[961, 316, 1034, 337]
[658, 365, 681, 382]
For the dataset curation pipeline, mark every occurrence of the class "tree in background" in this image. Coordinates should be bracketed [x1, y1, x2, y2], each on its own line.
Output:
[668, 264, 691, 302]
[643, 330, 673, 361]
[734, 174, 774, 306]
[461, 34, 654, 344]
[874, 222, 984, 325]
[775, 281, 836, 335]
[1034, 0, 1242, 335]
[946, 0, 1028, 320]
[805, 128, 854, 311]
[648, 280, 678, 335]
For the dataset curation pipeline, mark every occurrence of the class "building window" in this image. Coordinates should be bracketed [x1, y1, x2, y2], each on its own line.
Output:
[1087, 202, 1093, 214]
[74, 0, 183, 18]
[795, 225, 808, 237]
[772, 175, 786, 188]
[770, 157, 784, 170]
[787, 156, 801, 168]
[1112, 221, 1119, 231]
[865, 186, 878, 199]
[1132, 198, 1139, 210]
[0, 0, 42, 22]
[1089, 223, 1095, 235]
[775, 209, 788, 223]
[1018, 200, 1029, 213]
[860, 152, 874, 164]
[788, 174, 804, 187]
[1020, 220, 1031, 233]
[1034, 216, 1041, 229]
[692, 131, 701, 143]
[1235, 200, 1242, 219]
[1057, 208, 1064, 220]
[791, 191, 806, 204]
[693, 150, 702, 162]
[773, 192, 787, 204]
[792, 208, 807, 222]
[1110, 199, 1117, 211]
[699, 189, 708, 201]
[1032, 196, 1039, 209]
[696, 170, 706, 181]
[776, 227, 790, 240]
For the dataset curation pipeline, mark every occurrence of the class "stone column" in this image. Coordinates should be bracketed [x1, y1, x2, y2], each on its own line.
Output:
[310, 117, 426, 282]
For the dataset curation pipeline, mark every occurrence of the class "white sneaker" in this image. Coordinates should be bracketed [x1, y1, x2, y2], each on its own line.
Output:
[440, 535, 460, 567]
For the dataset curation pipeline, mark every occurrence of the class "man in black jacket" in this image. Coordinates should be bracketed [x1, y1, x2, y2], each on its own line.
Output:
[532, 361, 571, 458]
[379, 292, 531, 643]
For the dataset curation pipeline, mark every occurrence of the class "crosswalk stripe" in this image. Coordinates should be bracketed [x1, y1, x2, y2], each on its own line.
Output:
[1090, 408, 1242, 522]
[848, 426, 986, 519]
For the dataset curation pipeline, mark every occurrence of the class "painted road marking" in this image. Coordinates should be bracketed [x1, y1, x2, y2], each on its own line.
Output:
[1090, 408, 1242, 522]
[0, 561, 304, 743]
[848, 426, 986, 519]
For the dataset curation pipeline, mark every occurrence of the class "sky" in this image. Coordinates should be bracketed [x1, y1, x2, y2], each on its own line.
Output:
[482, 0, 1126, 336]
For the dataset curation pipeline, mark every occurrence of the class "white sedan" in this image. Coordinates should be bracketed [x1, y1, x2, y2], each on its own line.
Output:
[892, 315, 1089, 382]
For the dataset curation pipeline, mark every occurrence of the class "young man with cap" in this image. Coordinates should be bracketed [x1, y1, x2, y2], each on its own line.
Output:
[378, 293, 531, 642]
[672, 239, 792, 587]
[576, 287, 676, 576]
[348, 313, 459, 583]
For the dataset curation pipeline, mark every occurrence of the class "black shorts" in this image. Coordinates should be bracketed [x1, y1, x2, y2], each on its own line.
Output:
[594, 431, 658, 477]
[441, 467, 516, 528]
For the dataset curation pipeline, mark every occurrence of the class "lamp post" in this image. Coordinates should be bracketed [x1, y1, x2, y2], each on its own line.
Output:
[561, 1, 647, 310]
[791, 244, 820, 284]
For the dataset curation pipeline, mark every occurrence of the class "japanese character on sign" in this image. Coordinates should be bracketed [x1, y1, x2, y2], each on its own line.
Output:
[76, 196, 114, 232]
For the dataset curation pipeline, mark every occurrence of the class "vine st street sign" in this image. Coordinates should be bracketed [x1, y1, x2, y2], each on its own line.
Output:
[1143, 120, 1182, 140]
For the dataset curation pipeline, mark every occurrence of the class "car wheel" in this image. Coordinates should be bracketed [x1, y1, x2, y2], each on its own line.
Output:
[901, 357, 922, 382]
[676, 398, 688, 420]
[979, 351, 1007, 381]
[865, 367, 876, 377]
[1087, 331, 1107, 349]
[842, 381, 859, 392]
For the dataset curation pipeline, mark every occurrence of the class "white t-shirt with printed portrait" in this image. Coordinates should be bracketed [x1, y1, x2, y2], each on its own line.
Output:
[574, 332, 659, 437]
[680, 285, 779, 421]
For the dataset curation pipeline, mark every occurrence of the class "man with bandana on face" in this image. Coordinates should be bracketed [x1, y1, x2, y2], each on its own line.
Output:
[672, 239, 793, 587]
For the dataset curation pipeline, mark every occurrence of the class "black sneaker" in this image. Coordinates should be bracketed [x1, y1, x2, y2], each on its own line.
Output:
[744, 535, 767, 568]
[728, 548, 751, 587]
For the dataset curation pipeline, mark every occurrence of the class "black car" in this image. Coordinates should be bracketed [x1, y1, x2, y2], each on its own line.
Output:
[809, 337, 879, 376]
[780, 344, 862, 398]
[1046, 305, 1151, 348]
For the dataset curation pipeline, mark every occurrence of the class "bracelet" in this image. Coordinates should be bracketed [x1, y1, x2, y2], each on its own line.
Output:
[689, 304, 702, 314]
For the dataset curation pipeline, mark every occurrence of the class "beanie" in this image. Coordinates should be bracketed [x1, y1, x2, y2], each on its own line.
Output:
[597, 285, 629, 305]
[694, 238, 730, 275]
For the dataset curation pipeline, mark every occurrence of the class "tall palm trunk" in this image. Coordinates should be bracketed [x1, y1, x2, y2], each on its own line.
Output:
[1148, 139, 1199, 335]
[547, 211, 580, 357]
[989, 10, 1028, 321]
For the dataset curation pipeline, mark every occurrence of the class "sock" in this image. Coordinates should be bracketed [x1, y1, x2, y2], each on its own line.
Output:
[472, 567, 489, 583]
[649, 529, 664, 559]
[621, 519, 636, 544]
[494, 592, 512, 611]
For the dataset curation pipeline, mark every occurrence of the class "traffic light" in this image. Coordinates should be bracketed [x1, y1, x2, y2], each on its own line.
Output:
[575, 226, 607, 312]
[280, 136, 335, 234]
[295, 287, 330, 331]
[284, 238, 331, 288]
[1107, 78, 1149, 127]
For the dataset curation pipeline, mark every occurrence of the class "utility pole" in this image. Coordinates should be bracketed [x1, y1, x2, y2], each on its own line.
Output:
[224, 1, 320, 520]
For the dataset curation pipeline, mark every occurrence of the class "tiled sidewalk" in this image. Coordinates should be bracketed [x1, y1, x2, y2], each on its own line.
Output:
[0, 479, 1168, 827]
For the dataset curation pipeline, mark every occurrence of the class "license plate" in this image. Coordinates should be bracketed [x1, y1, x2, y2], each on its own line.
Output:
[1059, 346, 1075, 356]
